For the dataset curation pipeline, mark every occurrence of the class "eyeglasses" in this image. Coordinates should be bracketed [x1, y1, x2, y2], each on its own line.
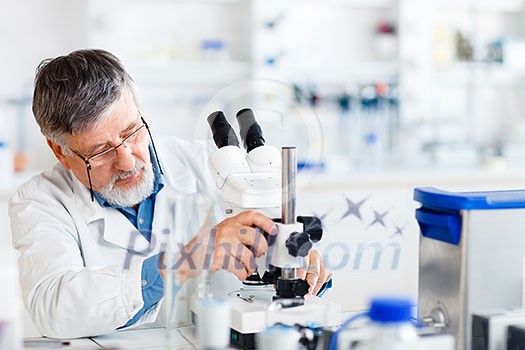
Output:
[68, 113, 164, 201]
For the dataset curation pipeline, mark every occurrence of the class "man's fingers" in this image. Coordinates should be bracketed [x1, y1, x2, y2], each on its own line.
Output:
[234, 243, 257, 274]
[219, 254, 249, 281]
[213, 210, 276, 257]
[304, 252, 320, 294]
[211, 243, 254, 280]
[306, 272, 319, 294]
[236, 210, 277, 236]
[237, 226, 268, 257]
[300, 248, 334, 295]
[312, 271, 333, 295]
[297, 267, 307, 280]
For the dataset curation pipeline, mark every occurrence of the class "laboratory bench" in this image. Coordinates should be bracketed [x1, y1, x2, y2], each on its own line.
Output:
[23, 325, 220, 350]
[22, 312, 362, 350]
[22, 327, 188, 349]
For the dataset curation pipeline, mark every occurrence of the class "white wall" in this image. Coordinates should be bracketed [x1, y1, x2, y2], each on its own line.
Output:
[0, 0, 90, 170]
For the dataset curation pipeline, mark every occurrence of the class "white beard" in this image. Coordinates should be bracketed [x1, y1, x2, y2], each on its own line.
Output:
[99, 160, 155, 207]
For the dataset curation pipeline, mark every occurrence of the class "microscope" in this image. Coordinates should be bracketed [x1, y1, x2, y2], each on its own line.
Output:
[205, 108, 339, 348]
[207, 108, 323, 299]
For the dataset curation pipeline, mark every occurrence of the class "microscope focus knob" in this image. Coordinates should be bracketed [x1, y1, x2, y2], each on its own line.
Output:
[285, 231, 313, 257]
[297, 216, 323, 243]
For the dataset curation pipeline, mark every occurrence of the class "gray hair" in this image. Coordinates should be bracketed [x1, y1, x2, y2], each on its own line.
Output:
[32, 49, 140, 147]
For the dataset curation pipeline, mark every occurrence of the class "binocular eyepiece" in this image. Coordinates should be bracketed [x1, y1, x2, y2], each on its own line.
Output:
[207, 108, 265, 153]
[207, 111, 240, 149]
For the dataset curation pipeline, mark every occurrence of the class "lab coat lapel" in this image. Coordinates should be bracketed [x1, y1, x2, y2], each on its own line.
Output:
[70, 171, 151, 254]
[102, 209, 151, 254]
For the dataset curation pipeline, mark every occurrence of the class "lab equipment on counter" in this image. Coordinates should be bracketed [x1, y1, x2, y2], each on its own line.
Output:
[472, 308, 525, 350]
[256, 324, 300, 350]
[507, 323, 525, 349]
[201, 108, 340, 349]
[353, 297, 426, 350]
[195, 297, 231, 350]
[414, 187, 525, 350]
[330, 296, 454, 350]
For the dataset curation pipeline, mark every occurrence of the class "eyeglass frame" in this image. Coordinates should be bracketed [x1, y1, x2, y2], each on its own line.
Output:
[67, 112, 164, 202]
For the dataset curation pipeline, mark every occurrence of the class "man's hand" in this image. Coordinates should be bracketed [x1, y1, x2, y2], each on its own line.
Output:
[159, 210, 332, 295]
[160, 210, 277, 284]
[210, 210, 277, 280]
[297, 249, 333, 296]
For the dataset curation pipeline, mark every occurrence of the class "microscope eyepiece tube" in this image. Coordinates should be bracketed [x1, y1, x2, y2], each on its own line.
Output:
[236, 108, 265, 153]
[282, 147, 296, 225]
[207, 111, 240, 148]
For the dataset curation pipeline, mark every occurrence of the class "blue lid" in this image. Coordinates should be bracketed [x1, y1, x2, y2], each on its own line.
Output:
[261, 324, 296, 336]
[414, 187, 525, 245]
[414, 187, 525, 210]
[369, 297, 412, 323]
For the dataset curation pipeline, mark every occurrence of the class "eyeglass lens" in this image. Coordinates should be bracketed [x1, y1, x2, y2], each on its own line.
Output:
[88, 124, 146, 166]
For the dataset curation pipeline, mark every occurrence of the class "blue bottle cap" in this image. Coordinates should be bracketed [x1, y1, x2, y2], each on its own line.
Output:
[368, 297, 412, 323]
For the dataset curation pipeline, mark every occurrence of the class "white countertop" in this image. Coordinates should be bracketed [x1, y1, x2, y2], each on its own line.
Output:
[23, 326, 198, 350]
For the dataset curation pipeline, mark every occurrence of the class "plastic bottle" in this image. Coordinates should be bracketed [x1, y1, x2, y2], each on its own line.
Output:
[256, 324, 300, 350]
[355, 297, 427, 350]
[195, 297, 231, 350]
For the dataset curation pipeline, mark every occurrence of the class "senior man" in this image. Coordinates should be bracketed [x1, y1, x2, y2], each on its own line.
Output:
[9, 49, 331, 339]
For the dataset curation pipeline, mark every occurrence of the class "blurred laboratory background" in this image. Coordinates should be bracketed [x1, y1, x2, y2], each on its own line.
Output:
[0, 0, 525, 171]
[3, 0, 525, 313]
[3, 0, 525, 174]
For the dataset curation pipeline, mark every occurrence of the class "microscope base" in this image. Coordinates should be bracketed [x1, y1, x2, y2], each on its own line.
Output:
[192, 286, 341, 349]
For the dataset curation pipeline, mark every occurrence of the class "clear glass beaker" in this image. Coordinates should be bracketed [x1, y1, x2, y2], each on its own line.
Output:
[163, 192, 214, 349]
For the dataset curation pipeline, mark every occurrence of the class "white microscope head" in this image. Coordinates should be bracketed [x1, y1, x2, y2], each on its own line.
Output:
[207, 109, 281, 214]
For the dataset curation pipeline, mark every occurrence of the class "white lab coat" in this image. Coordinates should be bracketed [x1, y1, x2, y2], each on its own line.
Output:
[9, 137, 234, 339]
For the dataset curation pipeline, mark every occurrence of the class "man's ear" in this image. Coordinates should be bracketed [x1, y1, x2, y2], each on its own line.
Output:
[46, 138, 72, 170]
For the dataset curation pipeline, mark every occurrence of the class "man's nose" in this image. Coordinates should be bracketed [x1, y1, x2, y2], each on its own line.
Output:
[113, 144, 135, 171]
